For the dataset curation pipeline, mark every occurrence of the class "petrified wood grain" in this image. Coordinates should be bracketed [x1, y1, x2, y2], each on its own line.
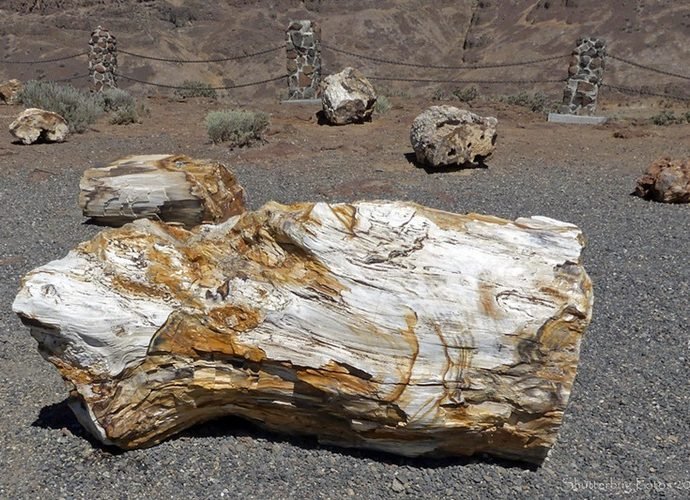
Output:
[79, 154, 246, 228]
[12, 201, 593, 463]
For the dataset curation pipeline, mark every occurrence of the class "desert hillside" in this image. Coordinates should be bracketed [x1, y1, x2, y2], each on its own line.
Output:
[1, 0, 688, 99]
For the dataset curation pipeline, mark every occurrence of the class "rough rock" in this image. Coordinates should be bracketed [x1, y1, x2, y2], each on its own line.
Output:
[410, 106, 498, 168]
[79, 154, 246, 228]
[633, 157, 690, 203]
[9, 107, 69, 144]
[13, 200, 593, 463]
[321, 67, 377, 125]
[0, 78, 22, 104]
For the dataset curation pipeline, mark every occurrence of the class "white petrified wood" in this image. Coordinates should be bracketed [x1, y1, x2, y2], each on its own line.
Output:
[79, 154, 246, 229]
[322, 67, 377, 125]
[12, 201, 592, 463]
[9, 107, 69, 144]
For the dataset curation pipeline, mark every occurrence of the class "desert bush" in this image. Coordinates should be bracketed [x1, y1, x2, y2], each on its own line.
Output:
[205, 110, 269, 146]
[650, 110, 687, 126]
[452, 86, 479, 103]
[99, 88, 135, 112]
[500, 91, 554, 113]
[374, 95, 391, 115]
[109, 105, 145, 125]
[175, 80, 217, 99]
[99, 88, 147, 125]
[17, 80, 102, 133]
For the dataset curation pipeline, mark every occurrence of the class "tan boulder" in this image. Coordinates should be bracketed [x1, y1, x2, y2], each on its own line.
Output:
[9, 108, 69, 145]
[0, 79, 22, 104]
[410, 105, 497, 168]
[634, 157, 689, 203]
[321, 67, 377, 125]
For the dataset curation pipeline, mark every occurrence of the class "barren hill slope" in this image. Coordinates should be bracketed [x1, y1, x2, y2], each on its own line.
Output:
[1, 0, 688, 99]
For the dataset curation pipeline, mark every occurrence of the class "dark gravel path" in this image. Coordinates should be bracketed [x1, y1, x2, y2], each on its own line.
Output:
[0, 102, 688, 499]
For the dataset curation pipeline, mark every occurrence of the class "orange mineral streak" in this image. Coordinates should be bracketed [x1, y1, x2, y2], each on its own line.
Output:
[147, 311, 266, 363]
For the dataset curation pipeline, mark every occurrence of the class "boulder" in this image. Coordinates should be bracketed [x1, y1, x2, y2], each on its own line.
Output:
[410, 105, 497, 168]
[0, 79, 22, 104]
[633, 157, 689, 203]
[80, 154, 247, 228]
[321, 67, 376, 125]
[9, 108, 69, 145]
[13, 200, 593, 463]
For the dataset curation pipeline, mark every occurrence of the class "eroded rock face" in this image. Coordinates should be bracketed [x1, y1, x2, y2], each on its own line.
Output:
[0, 79, 22, 104]
[12, 202, 592, 463]
[9, 107, 69, 144]
[634, 157, 690, 203]
[410, 105, 497, 168]
[322, 67, 377, 125]
[79, 154, 246, 228]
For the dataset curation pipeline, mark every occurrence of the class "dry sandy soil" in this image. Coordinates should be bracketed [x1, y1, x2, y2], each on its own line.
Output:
[0, 94, 689, 498]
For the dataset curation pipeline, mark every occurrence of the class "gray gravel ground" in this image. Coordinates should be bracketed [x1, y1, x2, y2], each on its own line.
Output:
[0, 104, 688, 499]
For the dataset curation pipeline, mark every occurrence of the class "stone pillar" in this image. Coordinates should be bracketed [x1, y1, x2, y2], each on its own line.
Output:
[89, 26, 117, 92]
[286, 20, 321, 99]
[560, 37, 606, 115]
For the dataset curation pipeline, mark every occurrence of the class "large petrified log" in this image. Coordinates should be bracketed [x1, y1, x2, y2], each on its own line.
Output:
[12, 201, 593, 463]
[79, 154, 246, 228]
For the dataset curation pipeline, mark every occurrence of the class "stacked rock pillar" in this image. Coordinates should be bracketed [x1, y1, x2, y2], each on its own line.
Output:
[286, 20, 321, 99]
[560, 37, 606, 114]
[89, 26, 117, 92]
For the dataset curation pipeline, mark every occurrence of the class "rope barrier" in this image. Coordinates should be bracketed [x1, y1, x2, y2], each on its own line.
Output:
[114, 72, 287, 90]
[2, 52, 87, 64]
[607, 54, 690, 81]
[118, 45, 282, 63]
[322, 43, 568, 70]
[601, 83, 690, 102]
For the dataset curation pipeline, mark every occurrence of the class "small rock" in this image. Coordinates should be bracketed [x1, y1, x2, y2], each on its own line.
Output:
[9, 108, 69, 145]
[321, 67, 377, 125]
[633, 157, 689, 203]
[391, 477, 406, 493]
[410, 105, 497, 168]
[0, 78, 23, 104]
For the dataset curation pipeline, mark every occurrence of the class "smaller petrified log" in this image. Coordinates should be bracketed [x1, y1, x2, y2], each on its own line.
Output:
[79, 154, 246, 228]
[0, 79, 22, 104]
[633, 157, 689, 204]
[9, 108, 68, 144]
[322, 67, 377, 125]
[410, 106, 497, 168]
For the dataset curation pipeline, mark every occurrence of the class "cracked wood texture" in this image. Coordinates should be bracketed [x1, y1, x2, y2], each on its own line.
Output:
[12, 201, 593, 463]
[79, 154, 246, 229]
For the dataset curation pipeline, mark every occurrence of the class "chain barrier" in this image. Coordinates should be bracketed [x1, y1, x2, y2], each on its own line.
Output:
[607, 54, 690, 81]
[50, 73, 90, 83]
[114, 72, 287, 90]
[118, 45, 282, 63]
[322, 43, 568, 70]
[368, 76, 566, 84]
[601, 83, 690, 102]
[2, 52, 87, 64]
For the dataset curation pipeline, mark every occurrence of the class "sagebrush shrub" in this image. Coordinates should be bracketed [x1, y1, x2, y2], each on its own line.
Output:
[452, 86, 479, 103]
[100, 88, 135, 112]
[374, 95, 391, 115]
[205, 110, 269, 146]
[650, 110, 688, 126]
[500, 91, 554, 113]
[175, 80, 217, 99]
[18, 80, 102, 133]
[99, 88, 145, 125]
